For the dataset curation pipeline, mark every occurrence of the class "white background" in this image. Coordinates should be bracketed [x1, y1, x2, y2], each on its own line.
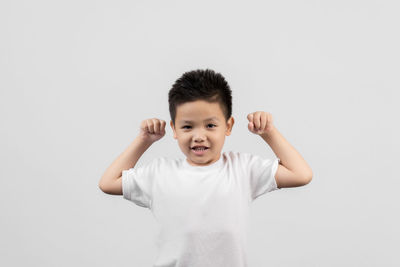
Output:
[1, 0, 399, 266]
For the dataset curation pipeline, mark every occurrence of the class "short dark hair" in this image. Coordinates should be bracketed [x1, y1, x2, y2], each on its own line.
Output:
[168, 69, 232, 126]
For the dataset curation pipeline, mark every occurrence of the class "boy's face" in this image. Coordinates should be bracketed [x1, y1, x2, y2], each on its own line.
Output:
[170, 100, 234, 167]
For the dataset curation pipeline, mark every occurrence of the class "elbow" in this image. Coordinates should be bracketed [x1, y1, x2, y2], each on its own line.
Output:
[298, 168, 313, 186]
[98, 180, 107, 193]
[98, 183, 104, 193]
[303, 173, 313, 185]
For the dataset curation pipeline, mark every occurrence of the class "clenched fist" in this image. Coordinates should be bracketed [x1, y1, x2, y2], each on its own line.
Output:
[139, 118, 166, 143]
[247, 111, 275, 136]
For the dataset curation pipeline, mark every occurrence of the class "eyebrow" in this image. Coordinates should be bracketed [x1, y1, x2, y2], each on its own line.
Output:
[179, 117, 219, 123]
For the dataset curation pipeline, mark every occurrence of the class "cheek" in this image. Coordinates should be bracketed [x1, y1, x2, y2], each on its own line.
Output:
[178, 137, 190, 146]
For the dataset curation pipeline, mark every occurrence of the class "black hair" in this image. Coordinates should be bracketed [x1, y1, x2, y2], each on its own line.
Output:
[168, 69, 232, 126]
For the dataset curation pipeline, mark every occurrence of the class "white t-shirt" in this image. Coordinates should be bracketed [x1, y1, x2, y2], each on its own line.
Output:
[122, 150, 281, 267]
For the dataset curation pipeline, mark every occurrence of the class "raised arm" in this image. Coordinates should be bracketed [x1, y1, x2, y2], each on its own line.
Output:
[98, 118, 166, 195]
[247, 111, 313, 188]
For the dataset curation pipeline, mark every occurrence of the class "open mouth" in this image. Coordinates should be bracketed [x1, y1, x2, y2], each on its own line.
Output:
[191, 146, 209, 155]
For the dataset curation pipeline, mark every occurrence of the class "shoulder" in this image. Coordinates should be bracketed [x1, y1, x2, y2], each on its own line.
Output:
[221, 150, 255, 165]
[128, 156, 172, 173]
[150, 156, 182, 170]
[223, 151, 277, 166]
[122, 157, 178, 180]
[222, 150, 254, 160]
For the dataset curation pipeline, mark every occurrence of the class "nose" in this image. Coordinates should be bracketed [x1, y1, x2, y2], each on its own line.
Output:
[192, 129, 206, 142]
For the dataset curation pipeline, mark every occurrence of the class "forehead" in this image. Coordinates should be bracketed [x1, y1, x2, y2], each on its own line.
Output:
[176, 100, 224, 122]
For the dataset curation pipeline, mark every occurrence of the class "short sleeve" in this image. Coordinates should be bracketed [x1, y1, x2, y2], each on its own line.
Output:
[121, 158, 160, 209]
[245, 153, 281, 202]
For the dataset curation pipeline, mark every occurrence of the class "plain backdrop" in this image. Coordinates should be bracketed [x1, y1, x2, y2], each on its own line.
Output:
[1, 0, 399, 266]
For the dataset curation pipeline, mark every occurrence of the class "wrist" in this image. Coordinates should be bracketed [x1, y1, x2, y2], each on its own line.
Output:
[135, 135, 154, 147]
[260, 126, 277, 139]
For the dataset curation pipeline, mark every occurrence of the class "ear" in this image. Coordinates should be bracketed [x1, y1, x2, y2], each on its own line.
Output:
[225, 116, 235, 136]
[170, 120, 177, 139]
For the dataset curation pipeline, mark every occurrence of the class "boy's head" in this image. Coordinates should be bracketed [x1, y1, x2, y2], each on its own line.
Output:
[168, 69, 234, 167]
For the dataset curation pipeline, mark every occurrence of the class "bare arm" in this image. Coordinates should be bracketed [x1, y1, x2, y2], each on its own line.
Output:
[98, 136, 152, 195]
[99, 118, 166, 195]
[261, 127, 313, 188]
[247, 111, 313, 188]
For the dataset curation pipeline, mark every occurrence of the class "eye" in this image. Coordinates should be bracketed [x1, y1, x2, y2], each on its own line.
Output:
[181, 124, 216, 129]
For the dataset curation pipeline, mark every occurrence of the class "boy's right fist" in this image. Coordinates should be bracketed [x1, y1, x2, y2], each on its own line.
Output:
[139, 118, 166, 143]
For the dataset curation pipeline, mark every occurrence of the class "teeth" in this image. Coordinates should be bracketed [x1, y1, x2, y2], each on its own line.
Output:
[193, 147, 206, 151]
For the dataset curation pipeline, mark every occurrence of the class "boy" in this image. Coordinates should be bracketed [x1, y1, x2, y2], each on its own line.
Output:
[99, 69, 313, 267]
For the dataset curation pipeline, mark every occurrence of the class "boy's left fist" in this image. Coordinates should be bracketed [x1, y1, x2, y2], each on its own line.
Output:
[247, 111, 275, 135]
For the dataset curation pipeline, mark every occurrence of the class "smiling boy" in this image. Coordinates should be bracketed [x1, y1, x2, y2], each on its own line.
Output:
[99, 69, 313, 267]
[171, 99, 231, 167]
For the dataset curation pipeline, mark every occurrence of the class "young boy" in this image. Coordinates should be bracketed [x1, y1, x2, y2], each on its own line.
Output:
[99, 69, 313, 267]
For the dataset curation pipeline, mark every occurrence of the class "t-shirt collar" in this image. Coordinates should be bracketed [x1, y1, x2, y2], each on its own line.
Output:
[182, 153, 224, 172]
